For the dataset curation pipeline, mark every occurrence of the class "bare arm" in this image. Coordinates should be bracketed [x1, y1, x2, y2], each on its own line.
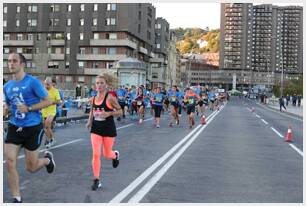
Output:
[18, 96, 51, 113]
[108, 96, 123, 117]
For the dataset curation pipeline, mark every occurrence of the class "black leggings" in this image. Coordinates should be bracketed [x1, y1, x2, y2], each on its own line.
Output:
[154, 105, 162, 118]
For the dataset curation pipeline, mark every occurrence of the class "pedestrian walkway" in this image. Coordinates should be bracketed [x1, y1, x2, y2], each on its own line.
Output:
[265, 101, 303, 118]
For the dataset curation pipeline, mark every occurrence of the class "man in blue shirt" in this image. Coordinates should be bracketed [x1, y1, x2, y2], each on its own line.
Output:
[3, 53, 56, 203]
[116, 85, 128, 121]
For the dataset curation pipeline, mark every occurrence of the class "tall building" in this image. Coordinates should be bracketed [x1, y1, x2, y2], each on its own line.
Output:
[3, 3, 156, 89]
[220, 3, 303, 88]
[150, 17, 170, 88]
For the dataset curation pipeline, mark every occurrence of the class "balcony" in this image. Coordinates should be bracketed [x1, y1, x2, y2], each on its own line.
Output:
[90, 39, 137, 50]
[3, 53, 33, 59]
[50, 53, 65, 60]
[84, 68, 108, 75]
[4, 40, 34, 46]
[76, 54, 127, 61]
[139, 47, 148, 55]
[49, 39, 65, 46]
[150, 57, 165, 63]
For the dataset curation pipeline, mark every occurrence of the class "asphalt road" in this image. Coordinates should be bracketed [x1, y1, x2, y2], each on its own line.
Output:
[3, 97, 302, 203]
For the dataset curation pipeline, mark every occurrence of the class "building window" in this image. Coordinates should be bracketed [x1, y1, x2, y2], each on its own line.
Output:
[156, 44, 160, 49]
[4, 6, 7, 13]
[79, 48, 85, 54]
[35, 48, 39, 54]
[66, 33, 70, 40]
[93, 18, 97, 26]
[94, 4, 98, 11]
[16, 19, 20, 27]
[80, 4, 85, 11]
[78, 61, 84, 68]
[80, 18, 84, 26]
[49, 18, 60, 26]
[155, 24, 161, 29]
[48, 61, 59, 69]
[67, 4, 71, 12]
[4, 34, 10, 40]
[107, 4, 116, 11]
[106, 48, 116, 54]
[65, 61, 70, 69]
[66, 48, 70, 54]
[92, 48, 99, 54]
[28, 19, 37, 26]
[106, 18, 116, 25]
[27, 34, 33, 40]
[17, 34, 23, 40]
[4, 61, 8, 67]
[66, 76, 72, 82]
[3, 20, 7, 27]
[17, 6, 20, 13]
[28, 5, 38, 13]
[80, 33, 84, 40]
[138, 24, 141, 33]
[17, 48, 23, 53]
[93, 33, 99, 39]
[4, 48, 10, 54]
[107, 33, 117, 39]
[50, 4, 60, 12]
[37, 33, 41, 40]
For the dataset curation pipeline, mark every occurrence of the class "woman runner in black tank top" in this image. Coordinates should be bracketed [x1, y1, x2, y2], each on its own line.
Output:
[86, 75, 123, 191]
[90, 93, 116, 137]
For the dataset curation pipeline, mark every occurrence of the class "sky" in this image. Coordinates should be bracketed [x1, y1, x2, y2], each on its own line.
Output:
[153, 2, 303, 30]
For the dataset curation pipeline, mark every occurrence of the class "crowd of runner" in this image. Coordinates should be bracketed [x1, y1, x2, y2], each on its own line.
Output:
[3, 53, 227, 202]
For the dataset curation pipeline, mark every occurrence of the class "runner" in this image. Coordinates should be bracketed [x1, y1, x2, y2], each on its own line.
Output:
[152, 87, 164, 128]
[168, 85, 180, 127]
[86, 75, 122, 191]
[198, 86, 206, 117]
[134, 87, 145, 124]
[176, 87, 184, 119]
[3, 53, 55, 203]
[208, 88, 216, 111]
[116, 85, 128, 121]
[184, 88, 200, 129]
[41, 77, 61, 148]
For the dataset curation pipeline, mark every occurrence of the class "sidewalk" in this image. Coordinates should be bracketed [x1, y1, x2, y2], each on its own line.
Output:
[264, 101, 303, 118]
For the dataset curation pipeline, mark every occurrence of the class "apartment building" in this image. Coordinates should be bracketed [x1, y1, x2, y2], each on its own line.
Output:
[3, 3, 156, 89]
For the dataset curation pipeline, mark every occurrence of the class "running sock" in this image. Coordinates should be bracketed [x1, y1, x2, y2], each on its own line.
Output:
[13, 196, 21, 202]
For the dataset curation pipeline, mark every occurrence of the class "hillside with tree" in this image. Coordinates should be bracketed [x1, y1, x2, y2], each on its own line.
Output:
[173, 28, 220, 54]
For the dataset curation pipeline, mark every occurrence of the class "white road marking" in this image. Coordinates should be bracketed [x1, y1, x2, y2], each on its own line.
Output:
[270, 127, 303, 157]
[128, 107, 222, 203]
[288, 143, 303, 157]
[255, 114, 261, 118]
[109, 110, 220, 203]
[261, 119, 268, 125]
[270, 127, 284, 138]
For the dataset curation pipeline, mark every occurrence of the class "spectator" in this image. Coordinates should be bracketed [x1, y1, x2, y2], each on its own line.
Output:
[297, 94, 302, 107]
[286, 94, 290, 106]
[279, 96, 286, 112]
[292, 94, 297, 106]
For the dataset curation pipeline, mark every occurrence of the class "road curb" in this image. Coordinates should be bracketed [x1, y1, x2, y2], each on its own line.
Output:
[55, 115, 89, 123]
[264, 104, 302, 119]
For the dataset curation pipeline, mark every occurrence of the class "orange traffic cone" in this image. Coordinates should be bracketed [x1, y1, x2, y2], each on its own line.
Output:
[200, 115, 206, 125]
[285, 126, 293, 142]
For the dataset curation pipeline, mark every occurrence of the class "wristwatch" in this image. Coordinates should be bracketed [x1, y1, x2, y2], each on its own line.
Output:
[28, 106, 33, 112]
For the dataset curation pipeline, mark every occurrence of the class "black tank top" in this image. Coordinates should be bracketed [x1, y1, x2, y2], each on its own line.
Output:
[90, 92, 117, 137]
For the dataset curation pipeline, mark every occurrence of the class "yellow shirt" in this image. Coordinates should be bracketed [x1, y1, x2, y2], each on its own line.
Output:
[42, 87, 61, 118]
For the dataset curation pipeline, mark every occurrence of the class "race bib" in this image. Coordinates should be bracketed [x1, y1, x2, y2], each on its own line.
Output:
[93, 109, 105, 121]
[171, 96, 176, 102]
[137, 101, 142, 106]
[155, 97, 162, 102]
[119, 96, 124, 100]
[188, 98, 194, 104]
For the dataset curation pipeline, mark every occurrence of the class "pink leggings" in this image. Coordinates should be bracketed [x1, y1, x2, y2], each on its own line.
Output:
[91, 133, 116, 179]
